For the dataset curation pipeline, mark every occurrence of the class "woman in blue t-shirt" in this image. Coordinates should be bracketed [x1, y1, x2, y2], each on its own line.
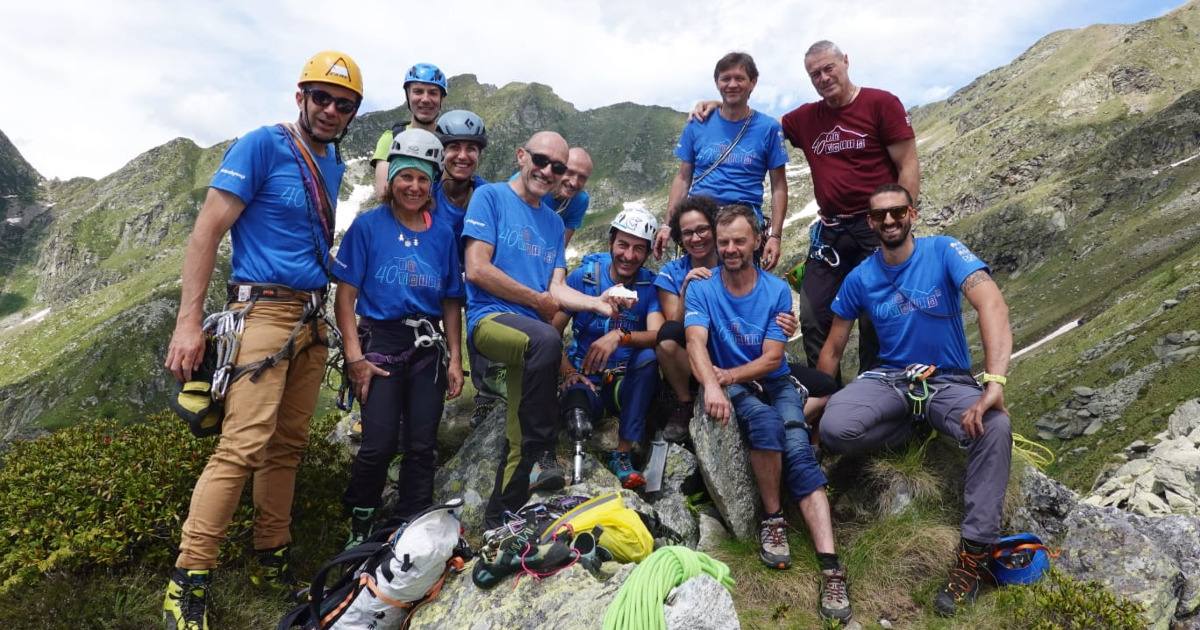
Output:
[333, 129, 464, 549]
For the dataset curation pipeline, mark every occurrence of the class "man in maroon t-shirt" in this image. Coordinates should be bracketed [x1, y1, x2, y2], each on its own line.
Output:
[783, 40, 920, 381]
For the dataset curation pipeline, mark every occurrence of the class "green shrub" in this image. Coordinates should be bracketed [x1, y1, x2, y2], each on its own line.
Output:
[995, 567, 1145, 630]
[0, 412, 349, 594]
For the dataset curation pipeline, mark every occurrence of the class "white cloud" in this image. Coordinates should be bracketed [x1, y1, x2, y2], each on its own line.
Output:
[0, 0, 1187, 180]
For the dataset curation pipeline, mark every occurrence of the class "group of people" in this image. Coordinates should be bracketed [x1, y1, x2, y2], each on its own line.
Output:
[161, 41, 1013, 630]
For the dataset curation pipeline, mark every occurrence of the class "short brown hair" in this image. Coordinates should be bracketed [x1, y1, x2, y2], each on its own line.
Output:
[715, 204, 761, 238]
[714, 52, 758, 82]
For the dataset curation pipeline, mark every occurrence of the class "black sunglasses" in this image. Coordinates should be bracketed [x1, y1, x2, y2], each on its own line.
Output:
[304, 88, 359, 115]
[524, 149, 568, 175]
[867, 205, 912, 222]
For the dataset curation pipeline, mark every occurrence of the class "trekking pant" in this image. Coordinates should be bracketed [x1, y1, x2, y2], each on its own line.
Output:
[799, 216, 880, 381]
[819, 373, 1013, 543]
[177, 299, 327, 568]
[468, 342, 502, 406]
[473, 313, 562, 528]
[561, 347, 660, 443]
[342, 320, 446, 522]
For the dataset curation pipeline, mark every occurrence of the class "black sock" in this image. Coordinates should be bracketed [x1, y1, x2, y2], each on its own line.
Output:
[764, 510, 784, 520]
[962, 537, 989, 555]
[817, 552, 840, 572]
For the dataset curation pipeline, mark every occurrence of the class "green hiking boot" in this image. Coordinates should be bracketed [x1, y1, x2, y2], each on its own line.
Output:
[163, 568, 209, 630]
[250, 544, 306, 599]
[344, 506, 376, 551]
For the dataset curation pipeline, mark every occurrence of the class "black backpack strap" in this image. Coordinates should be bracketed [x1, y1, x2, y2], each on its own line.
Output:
[302, 543, 390, 628]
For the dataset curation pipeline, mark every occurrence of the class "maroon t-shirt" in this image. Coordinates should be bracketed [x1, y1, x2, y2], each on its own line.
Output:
[780, 87, 914, 217]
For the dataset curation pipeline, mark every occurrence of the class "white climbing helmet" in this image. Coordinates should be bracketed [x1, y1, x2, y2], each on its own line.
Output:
[388, 128, 444, 170]
[610, 207, 659, 243]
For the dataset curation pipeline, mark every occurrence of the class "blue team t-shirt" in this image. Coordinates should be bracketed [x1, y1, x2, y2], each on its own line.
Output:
[506, 172, 590, 230]
[832, 236, 988, 371]
[332, 205, 464, 321]
[654, 254, 717, 296]
[462, 183, 567, 336]
[673, 110, 788, 224]
[432, 174, 489, 241]
[563, 256, 661, 371]
[212, 125, 346, 290]
[684, 268, 791, 379]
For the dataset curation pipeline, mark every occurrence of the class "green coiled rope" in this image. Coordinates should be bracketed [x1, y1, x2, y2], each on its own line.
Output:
[602, 546, 736, 630]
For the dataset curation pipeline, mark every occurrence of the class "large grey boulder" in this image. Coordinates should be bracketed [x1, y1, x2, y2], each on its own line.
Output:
[432, 402, 509, 533]
[411, 562, 635, 630]
[1015, 467, 1200, 629]
[664, 574, 741, 630]
[690, 392, 761, 540]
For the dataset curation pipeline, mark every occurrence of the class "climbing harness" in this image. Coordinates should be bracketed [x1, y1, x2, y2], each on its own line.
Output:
[807, 219, 842, 268]
[335, 317, 449, 411]
[858, 364, 945, 447]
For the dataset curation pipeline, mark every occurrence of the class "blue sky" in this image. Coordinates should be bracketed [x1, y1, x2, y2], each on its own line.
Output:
[0, 0, 1188, 180]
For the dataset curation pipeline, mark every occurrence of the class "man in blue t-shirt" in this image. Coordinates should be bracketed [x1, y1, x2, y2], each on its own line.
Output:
[462, 131, 632, 529]
[506, 147, 594, 246]
[553, 208, 663, 488]
[685, 205, 850, 622]
[654, 52, 789, 271]
[162, 51, 363, 628]
[818, 184, 1013, 619]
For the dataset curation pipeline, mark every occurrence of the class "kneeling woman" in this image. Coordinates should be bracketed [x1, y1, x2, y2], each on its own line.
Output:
[333, 129, 464, 548]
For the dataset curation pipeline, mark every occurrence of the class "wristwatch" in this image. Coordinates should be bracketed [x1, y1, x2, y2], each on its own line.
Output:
[617, 326, 632, 346]
[981, 373, 1007, 386]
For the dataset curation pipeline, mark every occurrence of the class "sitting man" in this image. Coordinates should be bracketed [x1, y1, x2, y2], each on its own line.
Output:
[553, 208, 664, 488]
[817, 183, 1013, 618]
[685, 204, 851, 622]
[463, 131, 630, 528]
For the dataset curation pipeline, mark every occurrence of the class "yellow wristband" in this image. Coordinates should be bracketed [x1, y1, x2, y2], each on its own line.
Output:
[981, 373, 1007, 386]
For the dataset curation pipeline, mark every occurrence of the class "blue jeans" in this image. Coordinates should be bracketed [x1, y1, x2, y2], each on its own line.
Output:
[729, 375, 827, 500]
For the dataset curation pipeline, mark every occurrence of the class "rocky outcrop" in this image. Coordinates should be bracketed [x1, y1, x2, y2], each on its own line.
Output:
[1085, 398, 1200, 515]
[690, 393, 760, 540]
[1013, 466, 1200, 630]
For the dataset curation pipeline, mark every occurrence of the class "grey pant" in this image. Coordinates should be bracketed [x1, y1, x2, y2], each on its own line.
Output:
[819, 373, 1012, 543]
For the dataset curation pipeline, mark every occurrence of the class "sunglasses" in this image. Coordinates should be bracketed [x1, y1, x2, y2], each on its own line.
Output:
[524, 149, 568, 175]
[304, 88, 359, 115]
[867, 205, 912, 222]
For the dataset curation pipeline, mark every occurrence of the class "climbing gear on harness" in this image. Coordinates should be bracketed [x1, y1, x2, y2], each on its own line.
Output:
[903, 363, 936, 444]
[807, 219, 842, 268]
[990, 533, 1056, 586]
[335, 317, 448, 412]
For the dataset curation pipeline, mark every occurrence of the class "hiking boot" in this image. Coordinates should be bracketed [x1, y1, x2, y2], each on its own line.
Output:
[607, 451, 645, 489]
[250, 545, 306, 599]
[344, 507, 375, 551]
[818, 566, 853, 622]
[758, 516, 791, 570]
[933, 543, 991, 617]
[470, 401, 496, 429]
[528, 450, 566, 493]
[663, 401, 692, 443]
[163, 568, 209, 630]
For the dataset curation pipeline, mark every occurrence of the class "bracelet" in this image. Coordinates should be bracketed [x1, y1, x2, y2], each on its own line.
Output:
[768, 233, 781, 240]
[562, 367, 577, 378]
[346, 356, 368, 365]
[981, 373, 1007, 386]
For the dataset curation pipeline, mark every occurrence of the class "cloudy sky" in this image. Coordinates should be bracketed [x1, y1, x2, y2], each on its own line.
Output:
[0, 0, 1186, 180]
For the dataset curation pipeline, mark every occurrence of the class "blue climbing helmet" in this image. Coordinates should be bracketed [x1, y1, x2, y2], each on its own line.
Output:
[989, 533, 1053, 585]
[404, 62, 447, 95]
